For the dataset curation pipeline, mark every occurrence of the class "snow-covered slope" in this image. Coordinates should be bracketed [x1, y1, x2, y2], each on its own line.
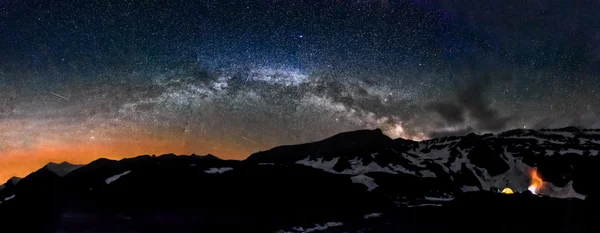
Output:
[249, 127, 600, 200]
[1, 128, 599, 233]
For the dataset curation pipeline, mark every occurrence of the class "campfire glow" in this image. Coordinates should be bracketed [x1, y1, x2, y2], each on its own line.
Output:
[501, 187, 514, 194]
[528, 168, 544, 195]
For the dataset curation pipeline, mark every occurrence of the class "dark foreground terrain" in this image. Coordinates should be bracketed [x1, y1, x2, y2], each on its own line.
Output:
[1, 127, 599, 233]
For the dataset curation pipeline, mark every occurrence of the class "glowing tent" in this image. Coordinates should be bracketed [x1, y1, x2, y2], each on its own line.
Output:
[501, 187, 514, 194]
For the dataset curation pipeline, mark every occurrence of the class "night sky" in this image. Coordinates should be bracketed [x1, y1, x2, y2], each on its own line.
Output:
[1, 0, 599, 180]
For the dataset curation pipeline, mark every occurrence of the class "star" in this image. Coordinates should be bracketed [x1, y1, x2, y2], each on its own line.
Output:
[0, 0, 598, 181]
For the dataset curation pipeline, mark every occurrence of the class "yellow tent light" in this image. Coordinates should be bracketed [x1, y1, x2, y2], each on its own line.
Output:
[501, 187, 514, 194]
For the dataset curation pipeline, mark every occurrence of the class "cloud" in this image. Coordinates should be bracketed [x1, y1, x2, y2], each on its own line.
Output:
[456, 81, 512, 131]
[425, 78, 513, 137]
[566, 113, 600, 128]
[425, 102, 465, 125]
[531, 117, 555, 129]
[428, 126, 474, 138]
[530, 113, 600, 130]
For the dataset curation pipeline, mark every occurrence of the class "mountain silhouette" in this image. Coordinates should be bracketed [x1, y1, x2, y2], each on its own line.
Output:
[1, 127, 599, 233]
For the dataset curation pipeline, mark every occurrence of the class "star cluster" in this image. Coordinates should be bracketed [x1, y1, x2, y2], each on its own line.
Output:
[0, 0, 599, 180]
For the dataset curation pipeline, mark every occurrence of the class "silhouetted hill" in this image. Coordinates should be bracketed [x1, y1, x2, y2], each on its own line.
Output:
[1, 127, 599, 233]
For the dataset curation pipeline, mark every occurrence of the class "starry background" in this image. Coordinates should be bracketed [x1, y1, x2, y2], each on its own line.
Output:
[0, 0, 599, 180]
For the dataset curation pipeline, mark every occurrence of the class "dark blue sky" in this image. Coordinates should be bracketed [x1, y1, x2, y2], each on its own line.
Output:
[4, 0, 597, 73]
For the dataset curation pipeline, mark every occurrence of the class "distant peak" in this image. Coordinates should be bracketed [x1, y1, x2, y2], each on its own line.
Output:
[159, 153, 178, 158]
[0, 177, 21, 191]
[45, 161, 81, 167]
[541, 126, 583, 133]
[372, 128, 383, 134]
[45, 161, 84, 177]
[465, 132, 481, 138]
[46, 161, 75, 166]
[326, 128, 389, 141]
[246, 128, 392, 162]
[1, 177, 22, 186]
[202, 154, 222, 160]
[8, 177, 21, 185]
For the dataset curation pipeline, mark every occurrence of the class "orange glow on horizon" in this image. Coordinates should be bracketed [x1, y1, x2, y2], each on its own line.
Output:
[0, 138, 252, 182]
[528, 167, 544, 195]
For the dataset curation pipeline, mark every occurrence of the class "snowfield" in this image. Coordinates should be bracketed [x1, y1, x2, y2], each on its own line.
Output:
[204, 167, 234, 174]
[105, 170, 132, 184]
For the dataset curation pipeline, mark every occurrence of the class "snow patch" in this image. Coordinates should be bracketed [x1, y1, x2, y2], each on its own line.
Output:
[424, 196, 455, 202]
[546, 139, 567, 144]
[288, 222, 344, 233]
[449, 147, 533, 193]
[412, 148, 451, 162]
[541, 180, 587, 200]
[204, 167, 234, 174]
[420, 170, 437, 178]
[586, 130, 600, 135]
[0, 194, 17, 203]
[504, 136, 566, 145]
[449, 149, 469, 173]
[105, 170, 131, 184]
[351, 175, 378, 191]
[363, 213, 382, 219]
[546, 131, 574, 138]
[559, 149, 584, 155]
[388, 164, 416, 175]
[461, 186, 480, 192]
[340, 157, 403, 175]
[259, 163, 275, 165]
[402, 151, 428, 166]
[4, 194, 15, 201]
[296, 156, 412, 175]
[296, 157, 340, 173]
[580, 138, 600, 144]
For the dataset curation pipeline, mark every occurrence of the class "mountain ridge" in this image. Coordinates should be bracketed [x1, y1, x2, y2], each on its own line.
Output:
[1, 127, 600, 232]
[4, 126, 600, 192]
